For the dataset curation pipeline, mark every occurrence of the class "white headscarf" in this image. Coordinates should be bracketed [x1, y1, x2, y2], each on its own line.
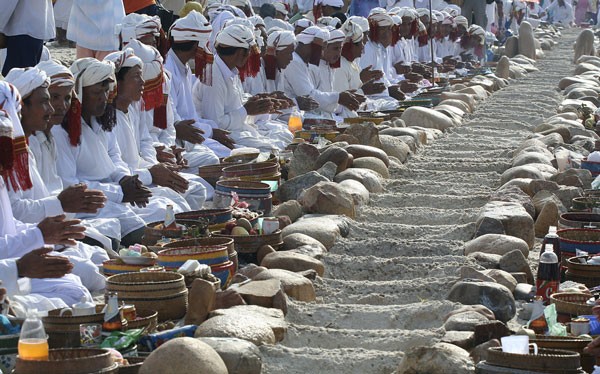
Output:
[121, 13, 161, 45]
[317, 0, 344, 7]
[266, 30, 297, 53]
[317, 16, 341, 28]
[215, 24, 256, 49]
[297, 25, 329, 44]
[347, 16, 369, 32]
[37, 60, 75, 88]
[4, 67, 50, 99]
[127, 40, 163, 82]
[469, 25, 486, 45]
[368, 8, 394, 27]
[327, 29, 345, 43]
[454, 16, 468, 28]
[341, 20, 363, 44]
[103, 48, 143, 74]
[444, 5, 461, 16]
[170, 10, 213, 47]
[294, 18, 314, 29]
[273, 2, 288, 16]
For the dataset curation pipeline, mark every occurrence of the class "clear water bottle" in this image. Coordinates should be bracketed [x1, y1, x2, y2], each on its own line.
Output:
[18, 309, 49, 360]
[536, 244, 560, 303]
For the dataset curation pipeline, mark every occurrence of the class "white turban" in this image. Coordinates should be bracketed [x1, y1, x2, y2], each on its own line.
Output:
[444, 5, 461, 16]
[327, 29, 345, 43]
[215, 4, 247, 18]
[397, 7, 418, 20]
[454, 15, 468, 28]
[0, 81, 30, 191]
[341, 20, 364, 43]
[267, 30, 297, 52]
[170, 10, 213, 46]
[215, 24, 256, 49]
[70, 58, 115, 105]
[273, 2, 288, 16]
[368, 8, 394, 27]
[347, 16, 369, 32]
[227, 0, 251, 8]
[103, 48, 143, 74]
[391, 14, 402, 25]
[121, 13, 161, 45]
[127, 40, 163, 81]
[297, 25, 329, 44]
[5, 67, 50, 99]
[469, 25, 485, 44]
[249, 15, 265, 28]
[416, 8, 429, 17]
[294, 18, 314, 29]
[442, 15, 455, 26]
[432, 11, 444, 23]
[268, 19, 295, 32]
[226, 17, 254, 30]
[317, 16, 341, 28]
[316, 0, 344, 7]
[37, 60, 75, 88]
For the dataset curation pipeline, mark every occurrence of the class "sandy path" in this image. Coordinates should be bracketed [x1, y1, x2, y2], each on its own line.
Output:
[260, 29, 580, 373]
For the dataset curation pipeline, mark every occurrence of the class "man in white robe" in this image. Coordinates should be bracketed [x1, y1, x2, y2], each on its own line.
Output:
[0, 80, 93, 310]
[164, 11, 234, 167]
[103, 47, 210, 207]
[283, 26, 365, 120]
[199, 24, 291, 151]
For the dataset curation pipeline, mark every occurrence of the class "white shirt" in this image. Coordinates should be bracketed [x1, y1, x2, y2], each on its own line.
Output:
[308, 60, 340, 116]
[546, 1, 574, 24]
[333, 57, 363, 94]
[0, 0, 55, 40]
[67, 0, 125, 51]
[29, 131, 63, 195]
[282, 52, 339, 112]
[360, 41, 396, 86]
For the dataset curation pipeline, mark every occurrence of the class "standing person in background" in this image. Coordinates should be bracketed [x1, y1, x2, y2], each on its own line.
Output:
[124, 0, 159, 16]
[350, 0, 382, 17]
[68, 0, 126, 60]
[52, 0, 74, 47]
[462, 0, 488, 27]
[0, 0, 55, 76]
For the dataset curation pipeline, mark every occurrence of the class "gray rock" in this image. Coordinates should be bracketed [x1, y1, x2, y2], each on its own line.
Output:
[490, 185, 535, 218]
[338, 179, 370, 206]
[343, 122, 382, 148]
[518, 21, 536, 59]
[278, 171, 328, 202]
[467, 252, 501, 269]
[253, 269, 316, 302]
[282, 233, 327, 252]
[460, 266, 495, 283]
[464, 234, 530, 257]
[334, 168, 384, 193]
[272, 200, 303, 222]
[261, 251, 325, 276]
[288, 143, 319, 179]
[139, 337, 228, 374]
[534, 201, 559, 238]
[401, 106, 455, 131]
[447, 280, 516, 322]
[514, 283, 536, 301]
[552, 186, 584, 210]
[496, 56, 510, 79]
[314, 146, 350, 173]
[497, 178, 534, 196]
[197, 337, 262, 374]
[538, 133, 564, 148]
[470, 339, 501, 365]
[281, 218, 341, 249]
[500, 165, 544, 185]
[208, 305, 287, 342]
[288, 244, 328, 260]
[351, 157, 389, 178]
[510, 272, 528, 283]
[196, 314, 276, 346]
[512, 152, 553, 167]
[441, 331, 475, 350]
[344, 144, 390, 166]
[482, 269, 518, 292]
[397, 135, 417, 153]
[379, 127, 427, 145]
[444, 311, 491, 332]
[397, 343, 475, 374]
[476, 202, 535, 249]
[532, 190, 567, 216]
[315, 161, 338, 181]
[475, 217, 506, 237]
[529, 179, 560, 196]
[499, 249, 533, 283]
[379, 135, 411, 163]
[299, 181, 356, 219]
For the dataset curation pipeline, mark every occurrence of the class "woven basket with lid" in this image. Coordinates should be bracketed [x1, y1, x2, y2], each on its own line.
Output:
[486, 347, 581, 373]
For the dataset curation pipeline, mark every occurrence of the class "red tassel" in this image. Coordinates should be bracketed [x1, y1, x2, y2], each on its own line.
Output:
[411, 20, 418, 36]
[195, 48, 214, 86]
[391, 25, 400, 46]
[2, 136, 32, 191]
[460, 34, 470, 49]
[66, 97, 82, 147]
[239, 46, 262, 82]
[153, 94, 168, 129]
[368, 21, 379, 43]
[341, 42, 354, 62]
[449, 31, 458, 42]
[309, 43, 322, 66]
[142, 74, 164, 111]
[0, 136, 14, 172]
[330, 57, 340, 69]
[418, 33, 428, 47]
[264, 54, 277, 80]
[313, 4, 322, 22]
[474, 45, 484, 59]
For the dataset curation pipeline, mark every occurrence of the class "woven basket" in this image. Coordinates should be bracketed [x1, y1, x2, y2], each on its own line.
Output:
[558, 228, 600, 255]
[106, 272, 186, 299]
[175, 207, 233, 225]
[559, 213, 600, 230]
[221, 162, 279, 179]
[532, 335, 595, 373]
[486, 347, 581, 373]
[157, 245, 229, 268]
[125, 309, 158, 333]
[212, 229, 283, 254]
[118, 289, 188, 322]
[549, 292, 594, 316]
[14, 348, 117, 374]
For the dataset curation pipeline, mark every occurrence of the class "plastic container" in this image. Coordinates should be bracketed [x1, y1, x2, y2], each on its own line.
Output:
[18, 309, 49, 361]
[536, 244, 560, 303]
[288, 111, 303, 133]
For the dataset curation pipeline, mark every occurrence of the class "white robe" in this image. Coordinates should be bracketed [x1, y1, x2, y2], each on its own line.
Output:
[361, 41, 398, 87]
[164, 49, 230, 164]
[0, 178, 92, 313]
[67, 0, 125, 51]
[114, 103, 210, 206]
[283, 52, 340, 118]
[199, 55, 289, 151]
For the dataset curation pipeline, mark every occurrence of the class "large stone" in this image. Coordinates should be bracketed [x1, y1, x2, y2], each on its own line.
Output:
[299, 181, 356, 218]
[401, 106, 454, 131]
[573, 29, 596, 63]
[532, 190, 567, 216]
[537, 133, 564, 148]
[185, 278, 218, 325]
[467, 252, 502, 269]
[288, 143, 319, 179]
[552, 186, 584, 210]
[351, 156, 389, 178]
[441, 331, 475, 350]
[456, 85, 489, 101]
[447, 280, 516, 322]
[518, 21, 536, 59]
[438, 99, 472, 114]
[497, 178, 533, 196]
[344, 144, 390, 166]
[209, 305, 286, 342]
[272, 200, 303, 222]
[445, 304, 496, 322]
[253, 269, 316, 301]
[234, 279, 288, 313]
[440, 92, 476, 111]
[314, 146, 350, 173]
[282, 233, 327, 252]
[139, 337, 228, 374]
[471, 339, 501, 365]
[529, 179, 560, 196]
[344, 122, 382, 148]
[281, 218, 341, 249]
[338, 179, 370, 206]
[473, 322, 510, 346]
[496, 56, 510, 79]
[534, 201, 559, 238]
[334, 168, 384, 193]
[379, 135, 411, 163]
[196, 314, 276, 346]
[261, 251, 325, 276]
[551, 168, 594, 189]
[500, 249, 533, 284]
[444, 311, 491, 332]
[474, 216, 505, 237]
[289, 244, 328, 260]
[500, 165, 545, 185]
[197, 337, 262, 374]
[278, 171, 328, 202]
[505, 36, 519, 57]
[512, 152, 553, 167]
[397, 343, 475, 374]
[476, 202, 535, 249]
[464, 234, 529, 257]
[316, 161, 338, 181]
[380, 127, 427, 145]
[460, 266, 495, 283]
[514, 283, 536, 300]
[482, 269, 518, 292]
[490, 185, 535, 218]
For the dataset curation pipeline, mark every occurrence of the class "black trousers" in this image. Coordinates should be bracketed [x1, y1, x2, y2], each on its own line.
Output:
[2, 34, 43, 76]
